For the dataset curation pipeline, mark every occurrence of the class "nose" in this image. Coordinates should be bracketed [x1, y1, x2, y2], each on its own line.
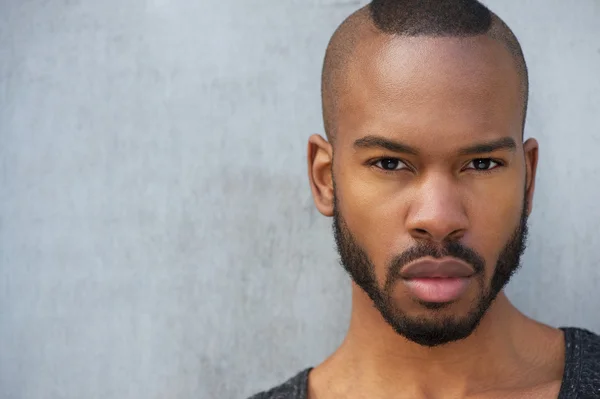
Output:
[405, 173, 469, 243]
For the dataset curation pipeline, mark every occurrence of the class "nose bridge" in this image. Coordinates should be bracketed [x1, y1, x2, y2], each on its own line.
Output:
[407, 171, 468, 241]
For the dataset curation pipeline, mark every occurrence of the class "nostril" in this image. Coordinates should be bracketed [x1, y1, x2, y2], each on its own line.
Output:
[448, 229, 466, 240]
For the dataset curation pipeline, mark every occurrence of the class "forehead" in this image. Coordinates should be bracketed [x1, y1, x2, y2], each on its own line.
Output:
[336, 34, 523, 151]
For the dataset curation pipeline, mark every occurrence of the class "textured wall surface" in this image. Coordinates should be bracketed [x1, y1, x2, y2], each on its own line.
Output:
[0, 0, 599, 398]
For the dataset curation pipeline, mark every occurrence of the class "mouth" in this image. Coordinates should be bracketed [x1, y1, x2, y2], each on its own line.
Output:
[399, 258, 476, 303]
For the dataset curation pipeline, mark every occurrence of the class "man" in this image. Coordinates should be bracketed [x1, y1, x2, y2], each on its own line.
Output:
[249, 1, 600, 398]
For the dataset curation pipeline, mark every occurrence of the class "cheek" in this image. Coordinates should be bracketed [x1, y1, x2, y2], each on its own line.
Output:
[467, 179, 525, 269]
[339, 174, 406, 281]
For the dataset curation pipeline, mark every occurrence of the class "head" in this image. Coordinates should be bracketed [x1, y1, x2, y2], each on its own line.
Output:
[307, 0, 539, 347]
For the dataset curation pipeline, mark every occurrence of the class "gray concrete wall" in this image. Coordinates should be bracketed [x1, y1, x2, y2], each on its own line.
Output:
[0, 0, 598, 398]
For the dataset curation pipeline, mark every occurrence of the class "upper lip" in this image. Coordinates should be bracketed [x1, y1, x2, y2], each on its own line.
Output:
[400, 258, 475, 279]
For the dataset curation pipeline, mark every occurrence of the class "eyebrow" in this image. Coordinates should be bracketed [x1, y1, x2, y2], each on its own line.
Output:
[457, 137, 517, 155]
[353, 135, 517, 156]
[353, 135, 419, 155]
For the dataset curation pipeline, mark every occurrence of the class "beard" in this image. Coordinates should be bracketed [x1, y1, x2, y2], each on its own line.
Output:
[333, 188, 529, 347]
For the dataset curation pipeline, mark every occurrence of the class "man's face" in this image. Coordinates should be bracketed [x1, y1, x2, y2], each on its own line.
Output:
[329, 35, 536, 347]
[333, 187, 529, 347]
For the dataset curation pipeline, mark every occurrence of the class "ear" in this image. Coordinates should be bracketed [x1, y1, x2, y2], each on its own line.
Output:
[307, 134, 334, 217]
[523, 138, 539, 215]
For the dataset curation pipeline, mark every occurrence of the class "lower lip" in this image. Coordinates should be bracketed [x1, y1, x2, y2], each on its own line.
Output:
[403, 277, 471, 303]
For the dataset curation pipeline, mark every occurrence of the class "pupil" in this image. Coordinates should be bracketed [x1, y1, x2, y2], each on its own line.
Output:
[475, 159, 490, 169]
[383, 159, 398, 170]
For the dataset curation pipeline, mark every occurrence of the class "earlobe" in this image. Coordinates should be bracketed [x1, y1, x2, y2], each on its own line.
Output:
[523, 138, 539, 215]
[307, 134, 334, 217]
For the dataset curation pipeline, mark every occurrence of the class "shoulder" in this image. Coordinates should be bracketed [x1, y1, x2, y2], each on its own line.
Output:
[562, 327, 600, 396]
[246, 368, 312, 399]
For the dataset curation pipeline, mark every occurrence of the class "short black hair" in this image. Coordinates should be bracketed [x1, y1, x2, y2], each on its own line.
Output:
[321, 0, 529, 143]
[369, 0, 491, 36]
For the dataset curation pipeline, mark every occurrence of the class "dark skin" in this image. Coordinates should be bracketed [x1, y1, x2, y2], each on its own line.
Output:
[306, 19, 565, 399]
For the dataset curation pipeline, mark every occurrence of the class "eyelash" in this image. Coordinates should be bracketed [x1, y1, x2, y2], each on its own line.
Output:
[466, 158, 505, 174]
[370, 158, 412, 174]
[369, 157, 505, 174]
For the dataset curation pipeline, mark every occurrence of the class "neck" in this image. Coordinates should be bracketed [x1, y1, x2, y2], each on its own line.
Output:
[310, 284, 564, 398]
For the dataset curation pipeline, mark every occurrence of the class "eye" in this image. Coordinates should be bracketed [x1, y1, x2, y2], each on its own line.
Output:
[465, 158, 501, 171]
[374, 158, 409, 171]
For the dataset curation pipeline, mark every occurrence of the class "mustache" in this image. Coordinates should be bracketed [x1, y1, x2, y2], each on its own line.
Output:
[387, 240, 486, 281]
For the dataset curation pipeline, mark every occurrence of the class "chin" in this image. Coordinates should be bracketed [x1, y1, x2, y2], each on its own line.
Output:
[375, 294, 491, 346]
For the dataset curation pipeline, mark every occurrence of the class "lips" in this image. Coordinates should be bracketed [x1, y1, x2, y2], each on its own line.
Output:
[399, 258, 475, 303]
[399, 258, 475, 279]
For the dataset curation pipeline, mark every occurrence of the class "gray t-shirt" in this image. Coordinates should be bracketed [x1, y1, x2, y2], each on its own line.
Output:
[248, 328, 600, 399]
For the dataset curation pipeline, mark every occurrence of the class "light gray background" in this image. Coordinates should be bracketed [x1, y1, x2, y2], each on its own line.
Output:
[0, 0, 599, 398]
